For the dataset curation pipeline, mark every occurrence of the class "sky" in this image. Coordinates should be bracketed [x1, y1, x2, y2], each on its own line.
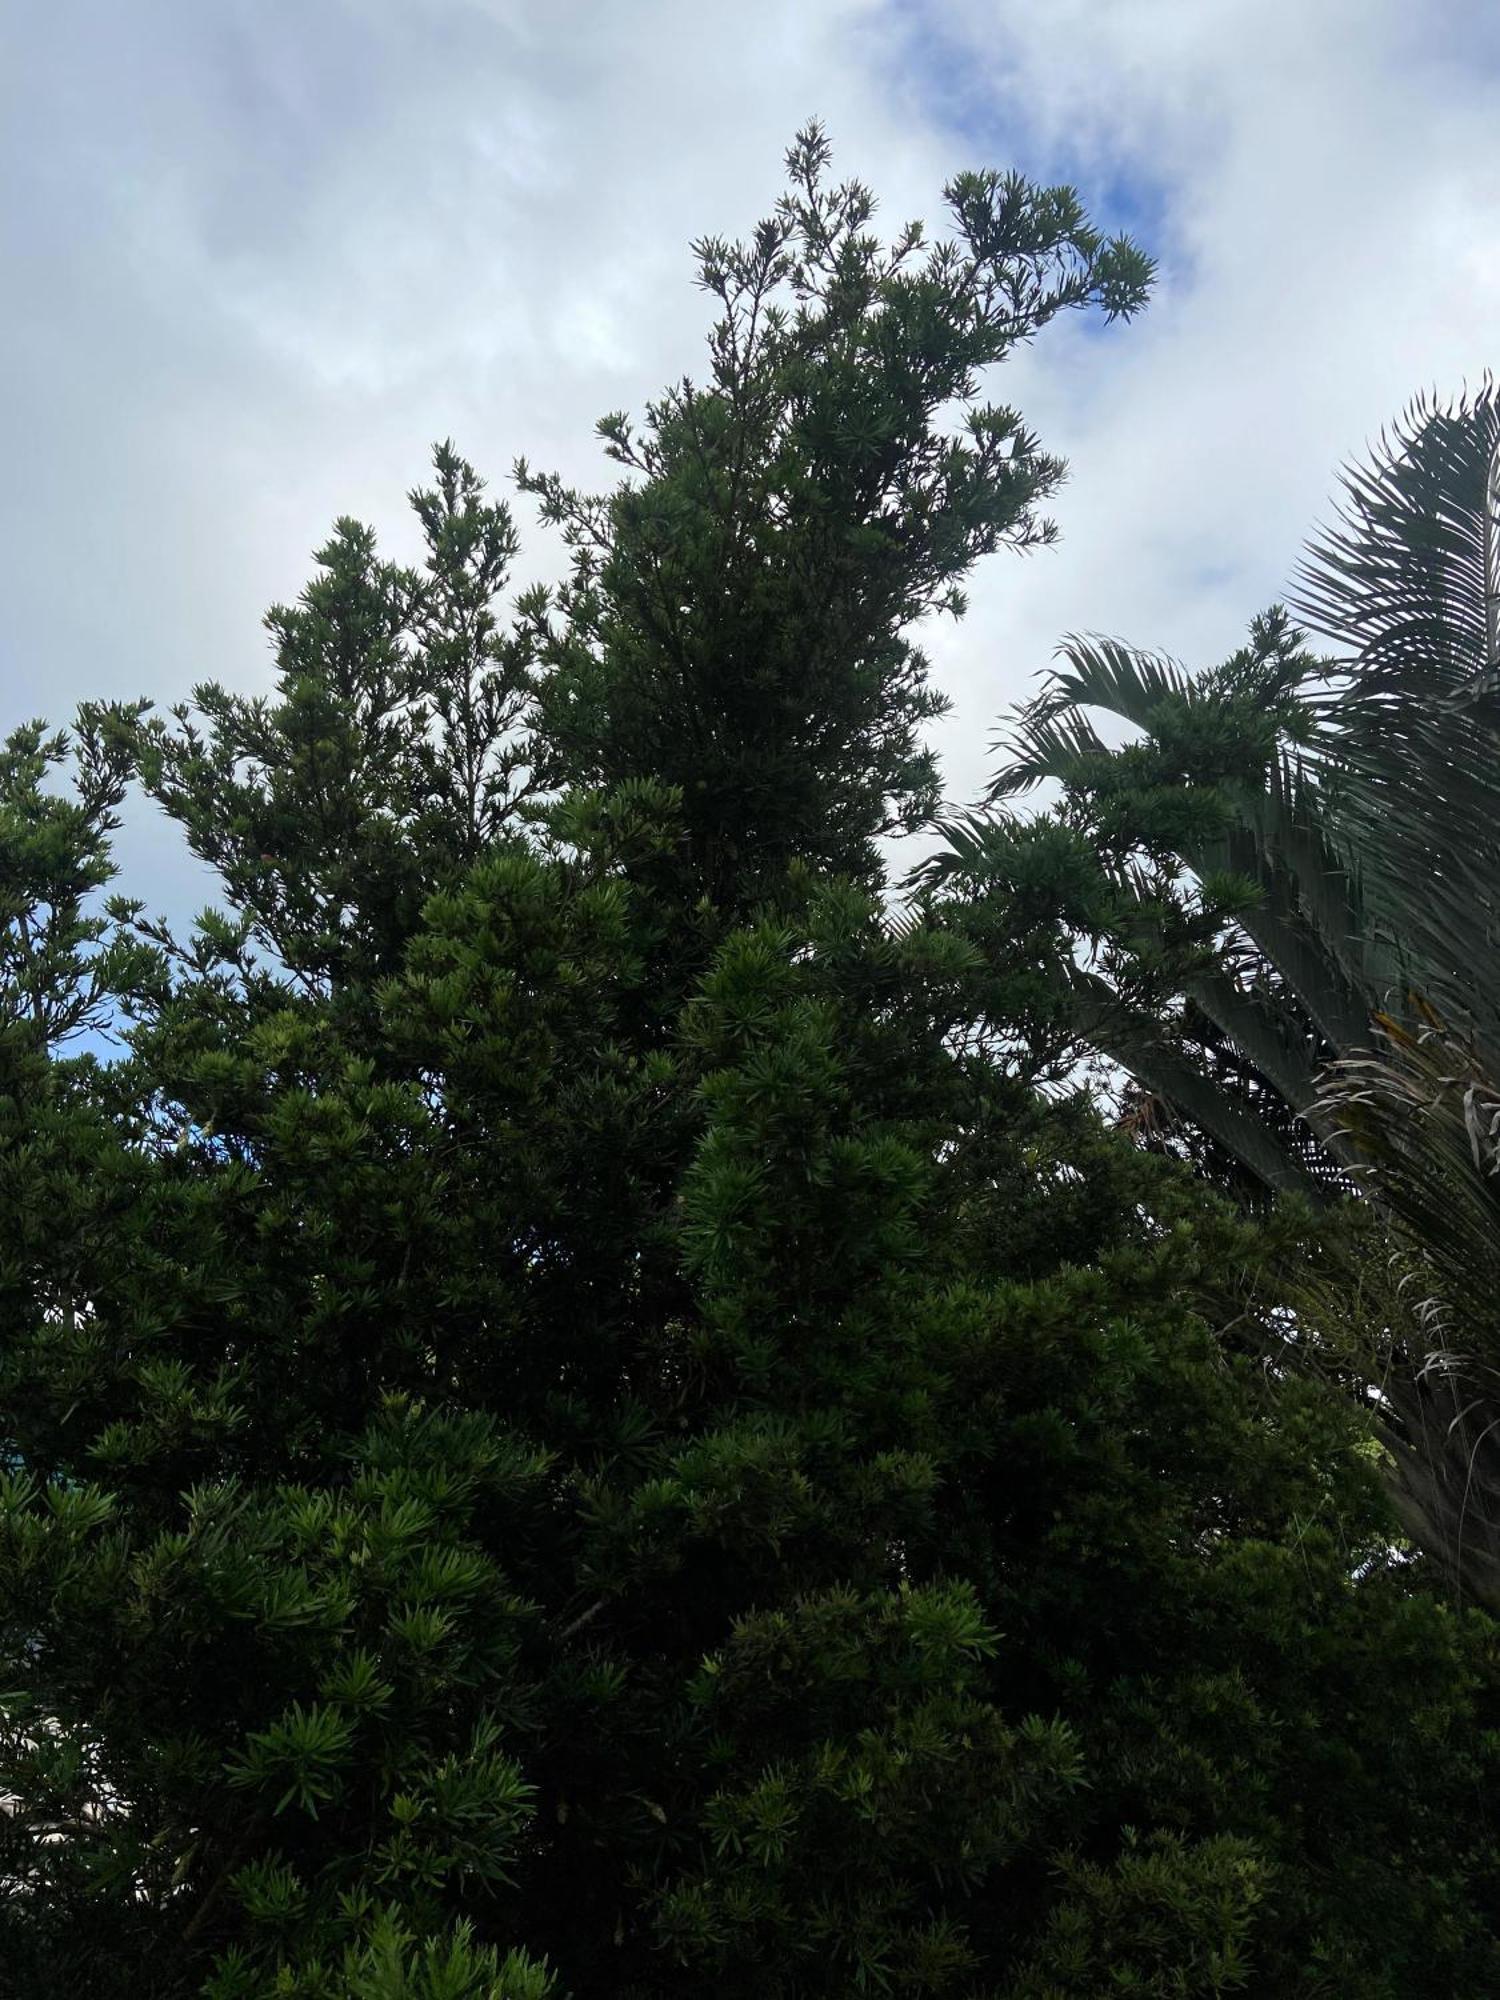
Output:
[6, 0, 1500, 914]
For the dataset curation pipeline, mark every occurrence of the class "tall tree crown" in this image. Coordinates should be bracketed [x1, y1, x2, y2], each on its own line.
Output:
[518, 123, 1152, 910]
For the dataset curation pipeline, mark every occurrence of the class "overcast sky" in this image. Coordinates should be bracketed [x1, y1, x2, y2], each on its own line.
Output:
[6, 0, 1500, 909]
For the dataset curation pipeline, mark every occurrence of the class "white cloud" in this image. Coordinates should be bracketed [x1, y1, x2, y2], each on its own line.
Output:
[3, 0, 1497, 903]
[913, 0, 1500, 797]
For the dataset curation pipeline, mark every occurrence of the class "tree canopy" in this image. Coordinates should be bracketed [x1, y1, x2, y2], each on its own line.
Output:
[2, 133, 1497, 2000]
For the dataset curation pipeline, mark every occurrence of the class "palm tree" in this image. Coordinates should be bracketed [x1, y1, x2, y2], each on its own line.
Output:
[927, 386, 1500, 1604]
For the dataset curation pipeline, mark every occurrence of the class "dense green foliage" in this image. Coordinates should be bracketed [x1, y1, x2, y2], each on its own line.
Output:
[933, 390, 1500, 1604]
[2, 138, 1498, 1998]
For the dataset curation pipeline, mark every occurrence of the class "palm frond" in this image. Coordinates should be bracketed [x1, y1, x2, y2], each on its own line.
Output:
[1312, 1012, 1500, 1598]
[1182, 964, 1328, 1123]
[1315, 1012, 1500, 1315]
[1290, 382, 1500, 1065]
[987, 636, 1194, 798]
[1044, 633, 1198, 731]
[1068, 969, 1328, 1200]
[1292, 383, 1500, 694]
[910, 807, 1017, 890]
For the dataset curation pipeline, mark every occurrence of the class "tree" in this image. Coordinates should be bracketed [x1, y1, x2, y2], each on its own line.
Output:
[933, 387, 1500, 1605]
[131, 441, 547, 1003]
[3, 140, 1498, 2000]
[516, 123, 1153, 919]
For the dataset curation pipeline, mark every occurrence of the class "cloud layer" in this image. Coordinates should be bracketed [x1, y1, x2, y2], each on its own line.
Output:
[5, 0, 1498, 905]
[915, 0, 1500, 788]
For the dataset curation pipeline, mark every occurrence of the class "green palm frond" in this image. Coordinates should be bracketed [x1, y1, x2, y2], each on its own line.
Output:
[1316, 1008, 1500, 1321]
[1182, 964, 1328, 1123]
[1313, 1008, 1500, 1597]
[1068, 969, 1330, 1200]
[1292, 382, 1500, 1064]
[910, 807, 1014, 892]
[987, 636, 1195, 798]
[1044, 633, 1199, 730]
[1293, 383, 1500, 695]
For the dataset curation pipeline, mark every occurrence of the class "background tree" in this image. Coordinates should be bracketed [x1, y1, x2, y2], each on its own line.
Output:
[932, 387, 1500, 1605]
